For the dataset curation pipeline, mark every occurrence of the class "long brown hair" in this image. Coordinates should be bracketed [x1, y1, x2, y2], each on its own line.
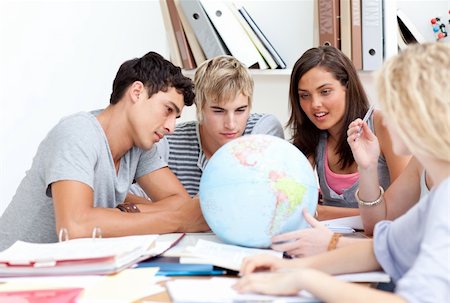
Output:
[287, 46, 369, 169]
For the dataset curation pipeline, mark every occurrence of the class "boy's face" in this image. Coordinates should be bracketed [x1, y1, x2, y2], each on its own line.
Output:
[132, 86, 183, 150]
[200, 93, 250, 153]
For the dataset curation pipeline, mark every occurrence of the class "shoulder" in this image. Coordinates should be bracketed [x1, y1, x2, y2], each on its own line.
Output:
[166, 120, 199, 142]
[371, 110, 385, 135]
[171, 120, 198, 137]
[429, 177, 450, 208]
[46, 112, 101, 147]
[248, 113, 284, 139]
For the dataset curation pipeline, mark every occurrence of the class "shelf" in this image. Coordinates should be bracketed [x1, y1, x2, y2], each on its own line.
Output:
[182, 68, 292, 78]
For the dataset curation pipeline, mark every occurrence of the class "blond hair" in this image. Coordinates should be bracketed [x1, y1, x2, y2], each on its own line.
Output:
[376, 42, 450, 162]
[193, 55, 254, 122]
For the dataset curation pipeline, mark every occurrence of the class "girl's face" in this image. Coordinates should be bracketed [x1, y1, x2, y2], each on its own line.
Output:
[298, 67, 347, 135]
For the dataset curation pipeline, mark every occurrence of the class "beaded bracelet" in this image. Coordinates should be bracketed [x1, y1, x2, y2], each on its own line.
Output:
[116, 202, 140, 213]
[355, 186, 384, 207]
[327, 233, 342, 251]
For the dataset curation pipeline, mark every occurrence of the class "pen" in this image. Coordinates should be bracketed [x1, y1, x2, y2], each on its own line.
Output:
[354, 104, 375, 141]
[156, 269, 227, 276]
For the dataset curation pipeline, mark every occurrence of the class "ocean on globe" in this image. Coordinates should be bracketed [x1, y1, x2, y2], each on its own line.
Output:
[199, 134, 318, 248]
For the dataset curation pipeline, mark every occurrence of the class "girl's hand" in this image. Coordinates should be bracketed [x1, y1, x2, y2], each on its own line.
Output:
[271, 209, 333, 257]
[347, 118, 380, 170]
[239, 254, 289, 276]
[233, 269, 311, 296]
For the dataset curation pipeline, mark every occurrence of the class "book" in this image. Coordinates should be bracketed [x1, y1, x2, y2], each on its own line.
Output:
[166, 0, 196, 69]
[199, 0, 268, 69]
[159, 0, 183, 67]
[340, 0, 352, 60]
[350, 0, 362, 69]
[318, 0, 341, 48]
[361, 0, 383, 71]
[177, 0, 229, 59]
[237, 5, 286, 69]
[397, 8, 426, 50]
[0, 234, 159, 277]
[138, 256, 227, 276]
[228, 3, 277, 69]
[178, 239, 282, 271]
[173, 0, 206, 66]
[0, 287, 84, 303]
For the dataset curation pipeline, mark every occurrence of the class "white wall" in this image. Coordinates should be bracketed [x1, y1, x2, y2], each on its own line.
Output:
[0, 0, 167, 215]
[2, 0, 445, 216]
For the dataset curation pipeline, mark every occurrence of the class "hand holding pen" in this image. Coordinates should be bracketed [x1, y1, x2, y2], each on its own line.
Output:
[347, 104, 380, 170]
[354, 104, 375, 141]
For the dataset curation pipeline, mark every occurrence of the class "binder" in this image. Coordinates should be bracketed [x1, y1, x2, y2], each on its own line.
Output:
[159, 0, 183, 67]
[177, 0, 229, 59]
[318, 0, 341, 48]
[350, 0, 363, 70]
[340, 0, 352, 60]
[166, 0, 196, 69]
[237, 5, 286, 69]
[200, 0, 269, 69]
[397, 8, 426, 50]
[361, 0, 383, 71]
[174, 0, 206, 66]
[0, 234, 160, 277]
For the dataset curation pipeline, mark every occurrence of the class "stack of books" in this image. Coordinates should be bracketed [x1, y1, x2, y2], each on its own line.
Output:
[160, 0, 286, 70]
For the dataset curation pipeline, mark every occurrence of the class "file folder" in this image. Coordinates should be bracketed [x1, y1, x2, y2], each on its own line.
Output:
[362, 0, 383, 71]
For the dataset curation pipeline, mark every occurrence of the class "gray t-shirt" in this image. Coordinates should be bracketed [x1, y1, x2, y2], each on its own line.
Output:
[0, 111, 166, 251]
[374, 177, 450, 302]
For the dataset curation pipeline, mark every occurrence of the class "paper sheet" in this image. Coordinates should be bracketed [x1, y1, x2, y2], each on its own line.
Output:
[79, 268, 164, 303]
[166, 277, 319, 303]
[321, 215, 364, 231]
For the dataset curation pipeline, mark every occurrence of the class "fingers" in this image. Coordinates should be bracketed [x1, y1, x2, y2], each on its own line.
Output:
[272, 229, 303, 244]
[303, 208, 323, 228]
[271, 238, 302, 253]
[239, 254, 281, 276]
[348, 118, 376, 143]
[233, 274, 271, 295]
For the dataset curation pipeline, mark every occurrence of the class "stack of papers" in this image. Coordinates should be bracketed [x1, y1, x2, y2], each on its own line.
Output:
[0, 235, 158, 277]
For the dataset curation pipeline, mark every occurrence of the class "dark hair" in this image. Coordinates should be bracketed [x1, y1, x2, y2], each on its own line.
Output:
[287, 46, 369, 169]
[110, 51, 194, 106]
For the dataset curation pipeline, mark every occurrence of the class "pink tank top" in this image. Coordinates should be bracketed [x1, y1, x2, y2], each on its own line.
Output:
[324, 144, 359, 195]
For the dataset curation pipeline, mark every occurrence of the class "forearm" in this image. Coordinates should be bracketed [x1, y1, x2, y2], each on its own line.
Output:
[336, 236, 369, 249]
[124, 193, 151, 205]
[291, 240, 380, 275]
[357, 166, 387, 235]
[56, 207, 188, 238]
[316, 204, 359, 221]
[299, 269, 405, 303]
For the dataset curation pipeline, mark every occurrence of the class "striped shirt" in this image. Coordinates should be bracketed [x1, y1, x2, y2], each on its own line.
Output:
[157, 113, 284, 196]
